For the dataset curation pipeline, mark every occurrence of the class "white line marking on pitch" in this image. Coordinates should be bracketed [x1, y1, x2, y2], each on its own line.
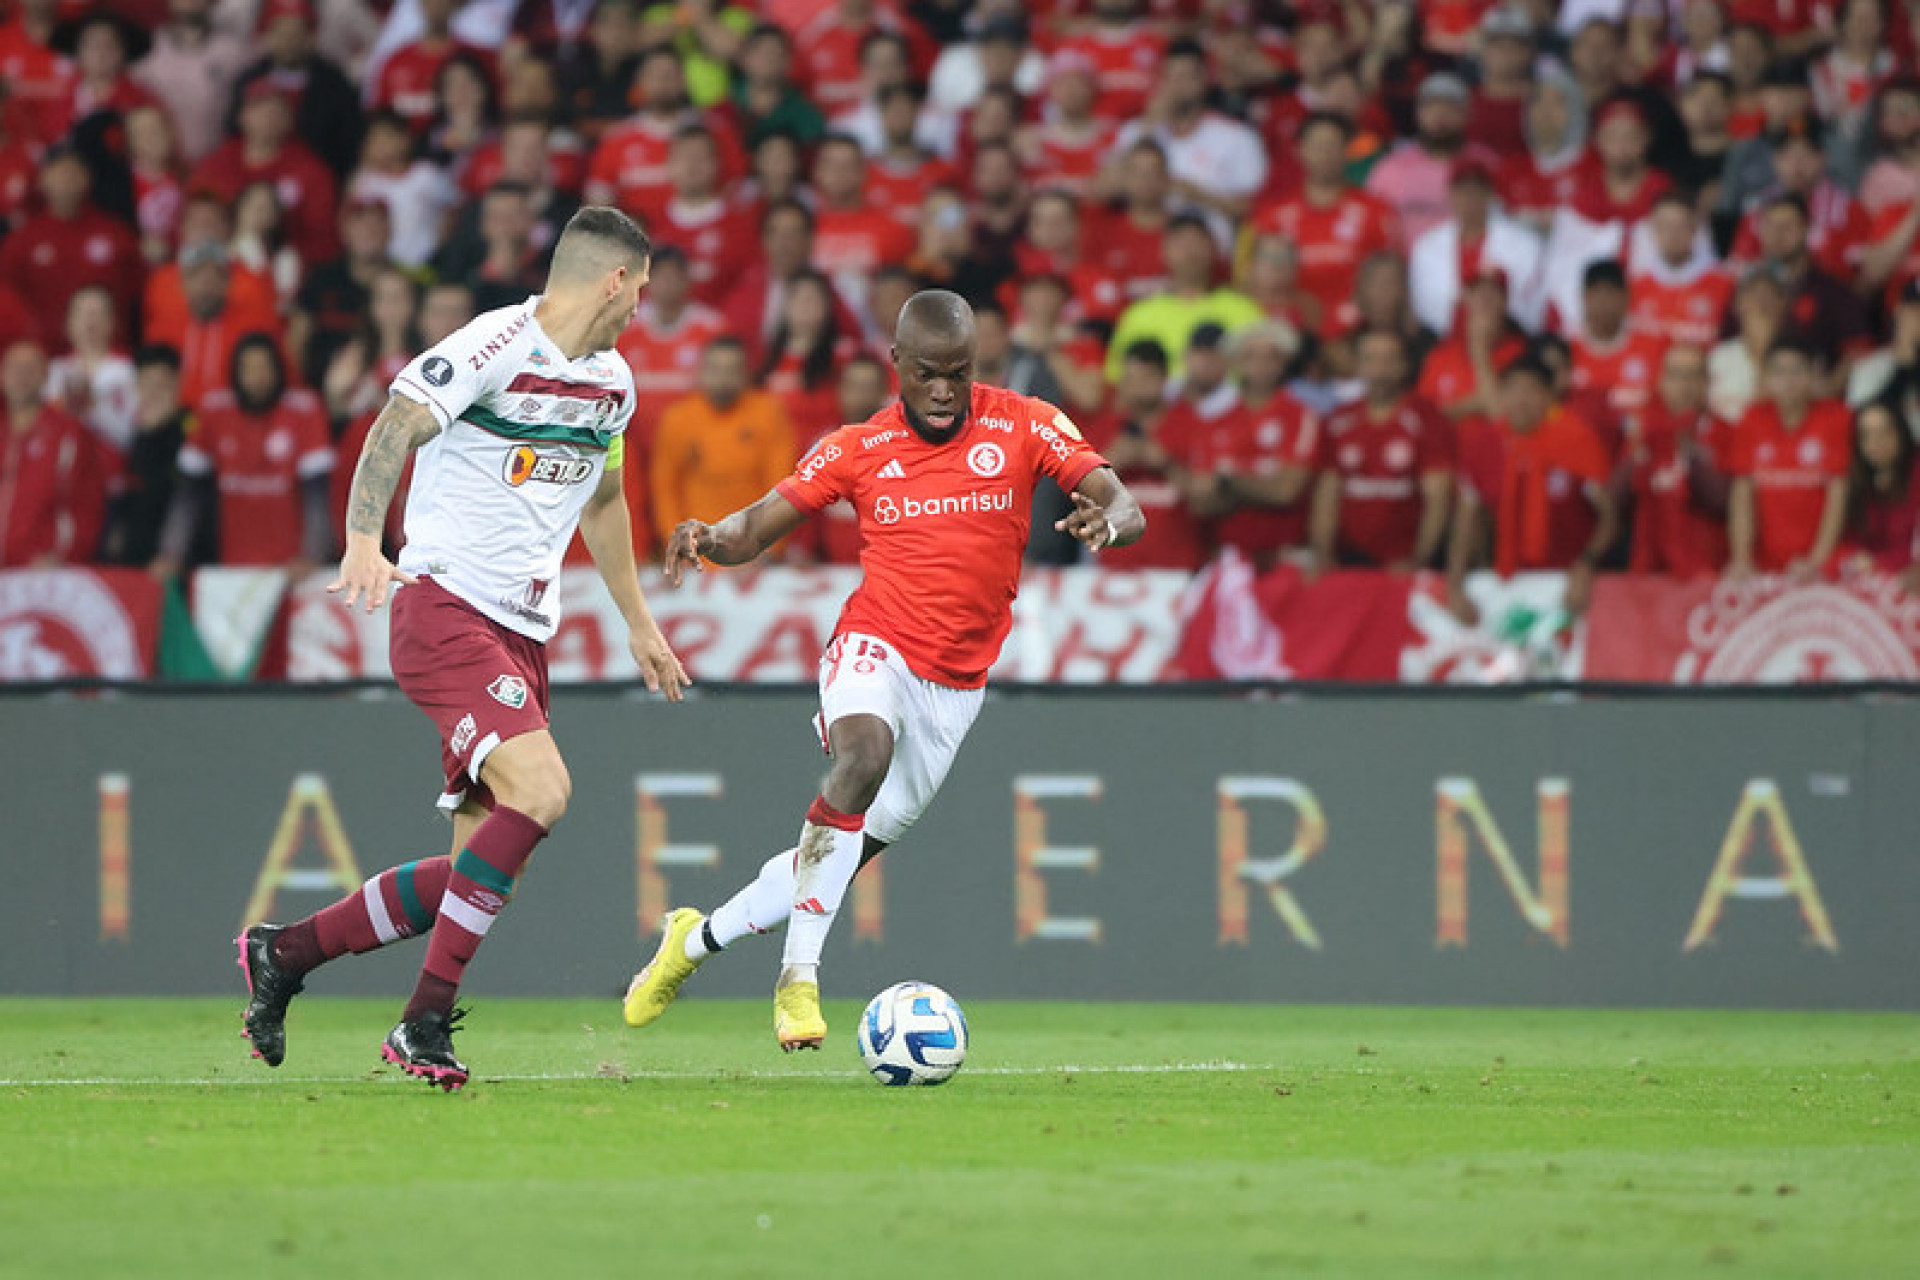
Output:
[0, 1060, 1269, 1087]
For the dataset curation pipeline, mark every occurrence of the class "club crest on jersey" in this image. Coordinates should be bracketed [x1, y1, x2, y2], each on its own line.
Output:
[504, 445, 595, 487]
[488, 675, 528, 709]
[967, 442, 1006, 477]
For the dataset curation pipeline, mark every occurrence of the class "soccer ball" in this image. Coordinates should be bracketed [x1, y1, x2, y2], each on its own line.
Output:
[856, 981, 969, 1086]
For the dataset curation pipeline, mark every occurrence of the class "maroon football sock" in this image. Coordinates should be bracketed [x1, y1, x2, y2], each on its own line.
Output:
[403, 807, 547, 1021]
[271, 857, 454, 977]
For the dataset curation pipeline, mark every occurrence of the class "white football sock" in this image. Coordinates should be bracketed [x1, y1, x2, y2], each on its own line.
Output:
[782, 816, 865, 969]
[701, 847, 799, 955]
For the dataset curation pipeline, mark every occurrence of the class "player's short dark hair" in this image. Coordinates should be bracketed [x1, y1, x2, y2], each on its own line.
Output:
[1582, 259, 1628, 291]
[135, 343, 181, 372]
[1122, 338, 1170, 373]
[1297, 110, 1355, 142]
[551, 206, 651, 281]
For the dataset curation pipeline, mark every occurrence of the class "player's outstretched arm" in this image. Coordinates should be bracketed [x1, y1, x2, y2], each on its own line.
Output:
[581, 464, 690, 701]
[327, 394, 439, 612]
[1057, 466, 1146, 553]
[663, 489, 809, 585]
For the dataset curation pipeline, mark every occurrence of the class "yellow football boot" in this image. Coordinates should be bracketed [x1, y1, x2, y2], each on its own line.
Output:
[622, 908, 707, 1029]
[774, 977, 827, 1051]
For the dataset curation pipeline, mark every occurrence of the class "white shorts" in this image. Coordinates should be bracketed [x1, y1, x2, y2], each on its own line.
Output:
[814, 632, 985, 846]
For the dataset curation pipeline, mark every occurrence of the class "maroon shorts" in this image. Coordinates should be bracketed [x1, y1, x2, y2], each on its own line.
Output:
[389, 576, 551, 813]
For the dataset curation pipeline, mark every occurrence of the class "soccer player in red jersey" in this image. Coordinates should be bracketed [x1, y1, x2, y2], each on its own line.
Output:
[234, 210, 688, 1090]
[624, 290, 1144, 1050]
[1727, 339, 1853, 579]
[1311, 327, 1456, 571]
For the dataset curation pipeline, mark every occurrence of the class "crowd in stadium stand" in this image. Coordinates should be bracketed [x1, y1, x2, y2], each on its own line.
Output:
[3, 0, 1920, 622]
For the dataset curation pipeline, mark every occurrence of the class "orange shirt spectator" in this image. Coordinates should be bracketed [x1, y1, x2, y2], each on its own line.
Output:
[145, 243, 285, 409]
[650, 338, 797, 545]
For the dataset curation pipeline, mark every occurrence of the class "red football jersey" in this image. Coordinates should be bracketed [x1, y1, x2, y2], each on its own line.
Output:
[1028, 123, 1116, 197]
[1185, 391, 1320, 558]
[1629, 403, 1730, 578]
[1317, 394, 1455, 565]
[1726, 400, 1851, 571]
[1248, 190, 1398, 334]
[1629, 270, 1734, 350]
[648, 200, 756, 308]
[189, 140, 340, 266]
[376, 41, 495, 129]
[1731, 184, 1870, 280]
[586, 118, 680, 225]
[1570, 330, 1667, 429]
[0, 404, 105, 566]
[180, 388, 333, 565]
[0, 210, 144, 352]
[813, 207, 915, 291]
[775, 383, 1108, 686]
[865, 155, 957, 227]
[1051, 28, 1166, 123]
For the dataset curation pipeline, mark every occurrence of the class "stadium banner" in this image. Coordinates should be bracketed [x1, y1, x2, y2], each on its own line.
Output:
[0, 568, 162, 680]
[283, 565, 1192, 684]
[4, 689, 1915, 1008]
[1584, 574, 1920, 682]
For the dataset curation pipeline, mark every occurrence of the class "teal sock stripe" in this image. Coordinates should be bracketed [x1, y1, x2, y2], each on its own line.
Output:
[395, 861, 433, 933]
[453, 848, 517, 900]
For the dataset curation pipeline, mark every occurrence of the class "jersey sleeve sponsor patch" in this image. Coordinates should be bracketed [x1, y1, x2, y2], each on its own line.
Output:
[777, 429, 855, 513]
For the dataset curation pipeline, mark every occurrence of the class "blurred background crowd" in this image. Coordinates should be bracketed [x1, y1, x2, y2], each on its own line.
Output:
[3, 0, 1920, 618]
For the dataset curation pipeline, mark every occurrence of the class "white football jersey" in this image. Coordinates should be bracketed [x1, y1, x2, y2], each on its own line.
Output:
[389, 296, 635, 642]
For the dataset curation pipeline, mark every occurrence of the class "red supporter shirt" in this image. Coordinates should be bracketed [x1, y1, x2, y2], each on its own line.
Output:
[775, 383, 1108, 686]
[1052, 28, 1166, 123]
[376, 40, 495, 130]
[1460, 410, 1611, 573]
[460, 139, 587, 200]
[795, 8, 935, 114]
[1731, 184, 1871, 280]
[587, 118, 680, 225]
[0, 22, 76, 147]
[1084, 208, 1170, 301]
[1081, 408, 1207, 571]
[1028, 123, 1116, 197]
[1629, 403, 1730, 577]
[1185, 390, 1319, 557]
[1570, 330, 1667, 428]
[763, 344, 859, 445]
[865, 155, 957, 227]
[1417, 335, 1524, 415]
[814, 206, 915, 292]
[1498, 155, 1583, 229]
[0, 210, 143, 352]
[1422, 0, 1495, 54]
[0, 405, 105, 565]
[1728, 0, 1834, 37]
[1317, 394, 1455, 565]
[0, 137, 38, 227]
[1629, 269, 1734, 350]
[1726, 399, 1852, 571]
[1248, 190, 1398, 335]
[648, 201, 756, 308]
[190, 140, 341, 265]
[179, 387, 333, 565]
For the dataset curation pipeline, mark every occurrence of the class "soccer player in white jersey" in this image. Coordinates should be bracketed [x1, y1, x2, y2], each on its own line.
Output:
[234, 207, 690, 1091]
[623, 290, 1144, 1050]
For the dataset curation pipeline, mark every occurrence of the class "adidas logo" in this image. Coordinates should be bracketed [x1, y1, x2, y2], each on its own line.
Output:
[877, 460, 906, 480]
[796, 897, 828, 914]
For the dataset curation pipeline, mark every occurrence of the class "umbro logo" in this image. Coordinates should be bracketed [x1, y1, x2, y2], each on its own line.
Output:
[877, 460, 906, 480]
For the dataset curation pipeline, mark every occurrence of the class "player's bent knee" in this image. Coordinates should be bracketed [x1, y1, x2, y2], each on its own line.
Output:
[483, 745, 572, 828]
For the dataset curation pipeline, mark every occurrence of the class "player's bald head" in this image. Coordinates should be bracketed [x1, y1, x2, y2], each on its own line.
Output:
[892, 290, 977, 440]
[893, 290, 976, 360]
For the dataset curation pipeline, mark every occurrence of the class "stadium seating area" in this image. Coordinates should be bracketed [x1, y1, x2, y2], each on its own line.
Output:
[3, 0, 1920, 620]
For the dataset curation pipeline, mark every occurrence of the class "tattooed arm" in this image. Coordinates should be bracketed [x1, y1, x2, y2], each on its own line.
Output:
[327, 394, 440, 612]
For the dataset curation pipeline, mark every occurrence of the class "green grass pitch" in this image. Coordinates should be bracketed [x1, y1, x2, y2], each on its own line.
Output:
[1, 998, 1915, 1279]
